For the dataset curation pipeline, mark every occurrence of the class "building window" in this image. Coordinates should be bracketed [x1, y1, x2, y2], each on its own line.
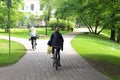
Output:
[30, 4, 34, 10]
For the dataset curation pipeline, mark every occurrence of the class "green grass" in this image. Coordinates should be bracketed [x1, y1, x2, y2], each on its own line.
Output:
[71, 33, 120, 80]
[0, 28, 71, 39]
[0, 39, 26, 67]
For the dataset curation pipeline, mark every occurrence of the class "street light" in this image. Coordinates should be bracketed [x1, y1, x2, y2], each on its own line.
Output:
[7, 0, 11, 55]
[44, 15, 49, 35]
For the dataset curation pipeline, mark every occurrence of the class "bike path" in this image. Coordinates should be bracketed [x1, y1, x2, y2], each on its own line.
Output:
[0, 32, 110, 80]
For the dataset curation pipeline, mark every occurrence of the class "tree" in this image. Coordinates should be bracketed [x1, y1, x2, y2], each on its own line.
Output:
[40, 0, 66, 21]
[0, 0, 24, 32]
[55, 0, 120, 42]
[40, 0, 53, 21]
[0, 1, 8, 31]
[102, 0, 120, 41]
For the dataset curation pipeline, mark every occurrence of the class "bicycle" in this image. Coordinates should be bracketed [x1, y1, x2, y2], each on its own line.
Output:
[53, 47, 61, 71]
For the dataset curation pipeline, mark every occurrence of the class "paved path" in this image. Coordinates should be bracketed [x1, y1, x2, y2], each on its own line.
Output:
[0, 31, 110, 80]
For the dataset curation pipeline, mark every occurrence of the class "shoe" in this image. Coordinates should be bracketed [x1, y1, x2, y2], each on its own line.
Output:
[58, 61, 61, 67]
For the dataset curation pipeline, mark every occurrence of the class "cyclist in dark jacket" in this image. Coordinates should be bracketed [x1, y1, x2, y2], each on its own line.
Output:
[50, 29, 64, 47]
[48, 27, 64, 66]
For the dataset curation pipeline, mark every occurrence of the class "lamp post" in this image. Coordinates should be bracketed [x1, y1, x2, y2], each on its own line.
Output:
[44, 15, 48, 35]
[24, 16, 27, 36]
[7, 0, 11, 55]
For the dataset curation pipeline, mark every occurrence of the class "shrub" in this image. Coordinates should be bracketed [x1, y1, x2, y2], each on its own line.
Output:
[48, 19, 74, 30]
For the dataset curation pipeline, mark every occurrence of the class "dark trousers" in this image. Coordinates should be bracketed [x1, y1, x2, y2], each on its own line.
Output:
[52, 47, 60, 61]
[31, 37, 36, 47]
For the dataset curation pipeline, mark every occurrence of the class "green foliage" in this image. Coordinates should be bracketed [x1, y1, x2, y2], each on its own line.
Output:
[55, 0, 120, 34]
[55, 0, 83, 18]
[48, 19, 74, 30]
[48, 20, 66, 30]
[0, 1, 8, 29]
[0, 0, 24, 30]
[40, 0, 67, 23]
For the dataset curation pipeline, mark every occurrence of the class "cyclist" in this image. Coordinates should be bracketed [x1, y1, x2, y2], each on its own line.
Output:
[29, 26, 37, 50]
[48, 27, 64, 66]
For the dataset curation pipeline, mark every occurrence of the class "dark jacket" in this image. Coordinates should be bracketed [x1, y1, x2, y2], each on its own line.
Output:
[49, 31, 64, 47]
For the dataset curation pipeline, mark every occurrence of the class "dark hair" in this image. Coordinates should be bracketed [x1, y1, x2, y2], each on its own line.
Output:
[54, 27, 59, 31]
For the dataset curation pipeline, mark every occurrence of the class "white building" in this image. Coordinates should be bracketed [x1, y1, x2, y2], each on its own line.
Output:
[19, 0, 43, 17]
[19, 0, 44, 27]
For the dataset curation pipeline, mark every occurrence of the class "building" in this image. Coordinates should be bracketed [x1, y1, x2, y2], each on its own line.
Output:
[19, 0, 43, 17]
[19, 0, 45, 27]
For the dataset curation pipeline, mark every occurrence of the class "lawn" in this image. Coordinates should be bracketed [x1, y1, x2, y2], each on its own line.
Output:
[0, 28, 70, 39]
[0, 39, 26, 67]
[71, 33, 120, 80]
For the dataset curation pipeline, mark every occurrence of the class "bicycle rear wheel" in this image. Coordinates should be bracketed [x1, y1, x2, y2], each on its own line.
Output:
[32, 40, 36, 50]
[53, 59, 58, 71]
[55, 60, 58, 71]
[53, 50, 58, 71]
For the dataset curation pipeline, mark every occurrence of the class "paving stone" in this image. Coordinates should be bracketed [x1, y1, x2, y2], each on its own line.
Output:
[0, 32, 110, 80]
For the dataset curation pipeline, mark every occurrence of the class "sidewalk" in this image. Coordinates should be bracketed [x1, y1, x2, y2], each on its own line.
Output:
[0, 31, 110, 80]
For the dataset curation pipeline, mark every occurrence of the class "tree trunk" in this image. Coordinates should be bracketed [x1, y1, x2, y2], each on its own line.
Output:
[97, 27, 104, 35]
[95, 18, 99, 34]
[83, 18, 94, 32]
[110, 13, 116, 41]
[67, 18, 70, 31]
[117, 28, 120, 43]
[110, 26, 116, 41]
[80, 17, 92, 33]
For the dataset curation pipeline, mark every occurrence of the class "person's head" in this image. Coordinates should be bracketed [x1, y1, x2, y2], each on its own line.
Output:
[30, 26, 35, 32]
[55, 27, 60, 31]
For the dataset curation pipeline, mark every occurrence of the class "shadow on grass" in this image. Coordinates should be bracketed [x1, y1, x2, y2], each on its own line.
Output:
[82, 53, 120, 76]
